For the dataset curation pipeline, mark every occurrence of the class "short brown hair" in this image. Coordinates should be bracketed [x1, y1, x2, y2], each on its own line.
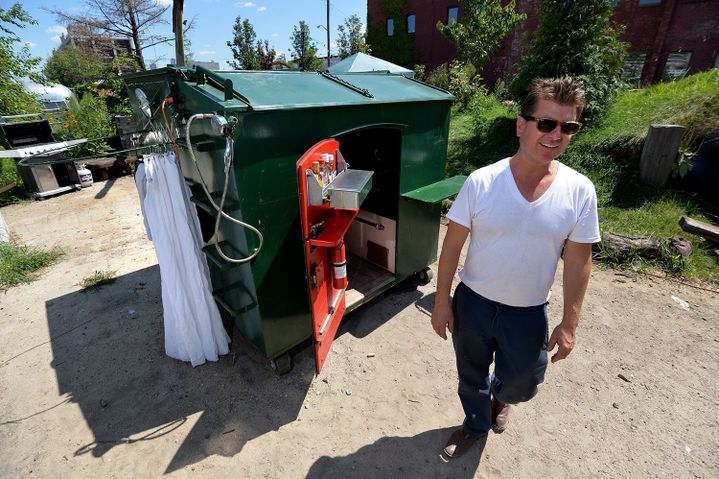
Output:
[521, 77, 586, 118]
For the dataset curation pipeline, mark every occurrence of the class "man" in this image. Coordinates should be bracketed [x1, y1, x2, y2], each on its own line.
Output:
[431, 77, 600, 459]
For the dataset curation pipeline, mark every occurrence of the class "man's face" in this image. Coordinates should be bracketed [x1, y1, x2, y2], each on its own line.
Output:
[516, 99, 579, 166]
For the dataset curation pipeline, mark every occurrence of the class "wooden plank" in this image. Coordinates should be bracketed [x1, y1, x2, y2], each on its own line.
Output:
[0, 182, 16, 194]
[679, 216, 719, 243]
[345, 254, 394, 310]
[639, 124, 685, 188]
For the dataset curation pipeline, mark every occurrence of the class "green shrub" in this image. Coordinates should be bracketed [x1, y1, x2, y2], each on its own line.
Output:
[0, 156, 24, 205]
[425, 63, 449, 90]
[54, 93, 115, 159]
[413, 64, 426, 81]
[424, 62, 487, 109]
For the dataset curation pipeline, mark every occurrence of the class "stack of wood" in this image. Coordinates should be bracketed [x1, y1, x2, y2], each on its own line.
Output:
[679, 216, 719, 259]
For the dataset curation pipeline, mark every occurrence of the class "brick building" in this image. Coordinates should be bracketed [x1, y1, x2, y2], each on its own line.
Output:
[367, 0, 719, 87]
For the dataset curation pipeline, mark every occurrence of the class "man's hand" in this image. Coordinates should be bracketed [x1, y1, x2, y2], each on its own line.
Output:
[547, 323, 576, 363]
[431, 302, 455, 340]
[552, 240, 593, 363]
[432, 221, 469, 341]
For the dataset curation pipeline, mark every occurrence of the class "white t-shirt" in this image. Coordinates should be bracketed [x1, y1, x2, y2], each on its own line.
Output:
[447, 158, 601, 307]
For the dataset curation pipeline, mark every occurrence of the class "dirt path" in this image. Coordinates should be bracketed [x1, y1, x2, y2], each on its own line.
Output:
[1, 176, 717, 478]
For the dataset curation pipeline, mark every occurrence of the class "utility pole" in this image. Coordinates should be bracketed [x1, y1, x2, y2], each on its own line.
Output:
[173, 0, 185, 66]
[326, 0, 330, 67]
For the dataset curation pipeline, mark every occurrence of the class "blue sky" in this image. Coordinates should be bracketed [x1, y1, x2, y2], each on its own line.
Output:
[10, 0, 368, 69]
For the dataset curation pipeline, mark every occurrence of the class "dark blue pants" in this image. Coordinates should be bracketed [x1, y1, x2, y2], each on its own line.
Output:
[451, 282, 549, 438]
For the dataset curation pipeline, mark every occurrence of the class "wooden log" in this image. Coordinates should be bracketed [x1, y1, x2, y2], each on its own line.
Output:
[639, 124, 686, 188]
[0, 182, 16, 195]
[598, 232, 662, 259]
[679, 216, 719, 243]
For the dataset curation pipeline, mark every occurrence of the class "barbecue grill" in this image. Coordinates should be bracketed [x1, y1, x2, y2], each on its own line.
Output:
[0, 114, 86, 199]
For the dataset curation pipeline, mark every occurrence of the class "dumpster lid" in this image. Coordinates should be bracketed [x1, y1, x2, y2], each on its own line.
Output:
[203, 70, 453, 111]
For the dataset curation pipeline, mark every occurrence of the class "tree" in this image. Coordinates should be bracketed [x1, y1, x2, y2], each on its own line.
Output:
[290, 21, 322, 71]
[46, 0, 191, 71]
[0, 3, 43, 115]
[510, 0, 628, 121]
[336, 14, 369, 59]
[256, 40, 277, 70]
[437, 0, 526, 72]
[44, 44, 107, 90]
[227, 16, 260, 70]
[95, 54, 139, 115]
[184, 36, 194, 65]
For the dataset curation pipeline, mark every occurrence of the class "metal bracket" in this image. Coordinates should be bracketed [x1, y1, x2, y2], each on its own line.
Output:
[305, 169, 324, 206]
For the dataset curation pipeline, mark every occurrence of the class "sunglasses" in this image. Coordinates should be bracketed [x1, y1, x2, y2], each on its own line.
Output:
[521, 114, 583, 135]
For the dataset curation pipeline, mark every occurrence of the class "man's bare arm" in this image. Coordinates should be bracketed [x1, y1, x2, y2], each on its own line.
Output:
[547, 240, 593, 362]
[431, 221, 470, 340]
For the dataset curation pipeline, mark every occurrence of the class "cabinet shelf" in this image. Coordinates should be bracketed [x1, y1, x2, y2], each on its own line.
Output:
[308, 209, 357, 247]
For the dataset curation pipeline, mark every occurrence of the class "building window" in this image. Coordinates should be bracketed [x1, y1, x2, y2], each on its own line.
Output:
[662, 51, 692, 82]
[386, 18, 394, 36]
[447, 6, 459, 26]
[407, 13, 416, 34]
[714, 53, 719, 69]
[638, 0, 661, 5]
[622, 53, 646, 87]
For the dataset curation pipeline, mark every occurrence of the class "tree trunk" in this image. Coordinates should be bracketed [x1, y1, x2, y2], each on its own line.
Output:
[126, 2, 146, 70]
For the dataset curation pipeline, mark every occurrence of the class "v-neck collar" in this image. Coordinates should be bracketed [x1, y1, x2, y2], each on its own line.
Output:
[503, 158, 562, 207]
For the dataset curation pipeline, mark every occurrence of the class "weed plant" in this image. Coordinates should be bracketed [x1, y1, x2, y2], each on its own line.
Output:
[0, 242, 62, 289]
[79, 270, 117, 289]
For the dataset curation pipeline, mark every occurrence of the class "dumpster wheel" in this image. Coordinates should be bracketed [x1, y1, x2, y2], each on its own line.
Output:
[270, 353, 293, 375]
[416, 267, 433, 286]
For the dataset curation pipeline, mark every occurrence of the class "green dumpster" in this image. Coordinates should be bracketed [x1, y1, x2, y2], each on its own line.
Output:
[123, 66, 465, 374]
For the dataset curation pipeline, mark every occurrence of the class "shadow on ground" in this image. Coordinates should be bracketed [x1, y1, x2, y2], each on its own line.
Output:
[43, 266, 434, 474]
[45, 265, 314, 473]
[306, 427, 485, 479]
[93, 178, 116, 200]
[340, 278, 427, 339]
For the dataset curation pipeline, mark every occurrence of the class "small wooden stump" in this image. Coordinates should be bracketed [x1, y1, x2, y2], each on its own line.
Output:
[639, 124, 686, 188]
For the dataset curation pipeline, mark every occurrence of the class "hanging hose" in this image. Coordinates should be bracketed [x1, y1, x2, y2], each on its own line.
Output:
[185, 113, 264, 264]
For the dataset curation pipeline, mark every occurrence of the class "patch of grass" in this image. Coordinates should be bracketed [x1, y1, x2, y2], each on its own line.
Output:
[0, 242, 62, 289]
[598, 193, 719, 284]
[577, 70, 719, 148]
[79, 270, 117, 289]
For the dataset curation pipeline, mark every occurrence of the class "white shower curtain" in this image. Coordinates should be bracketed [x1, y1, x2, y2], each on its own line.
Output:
[139, 151, 230, 366]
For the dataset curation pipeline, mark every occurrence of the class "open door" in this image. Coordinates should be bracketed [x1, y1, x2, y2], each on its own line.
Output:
[296, 139, 372, 374]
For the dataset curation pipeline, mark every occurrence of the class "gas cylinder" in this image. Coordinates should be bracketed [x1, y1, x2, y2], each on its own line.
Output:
[76, 163, 93, 187]
[330, 240, 348, 289]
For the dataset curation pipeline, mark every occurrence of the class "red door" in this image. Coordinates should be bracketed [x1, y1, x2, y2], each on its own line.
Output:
[296, 139, 358, 374]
